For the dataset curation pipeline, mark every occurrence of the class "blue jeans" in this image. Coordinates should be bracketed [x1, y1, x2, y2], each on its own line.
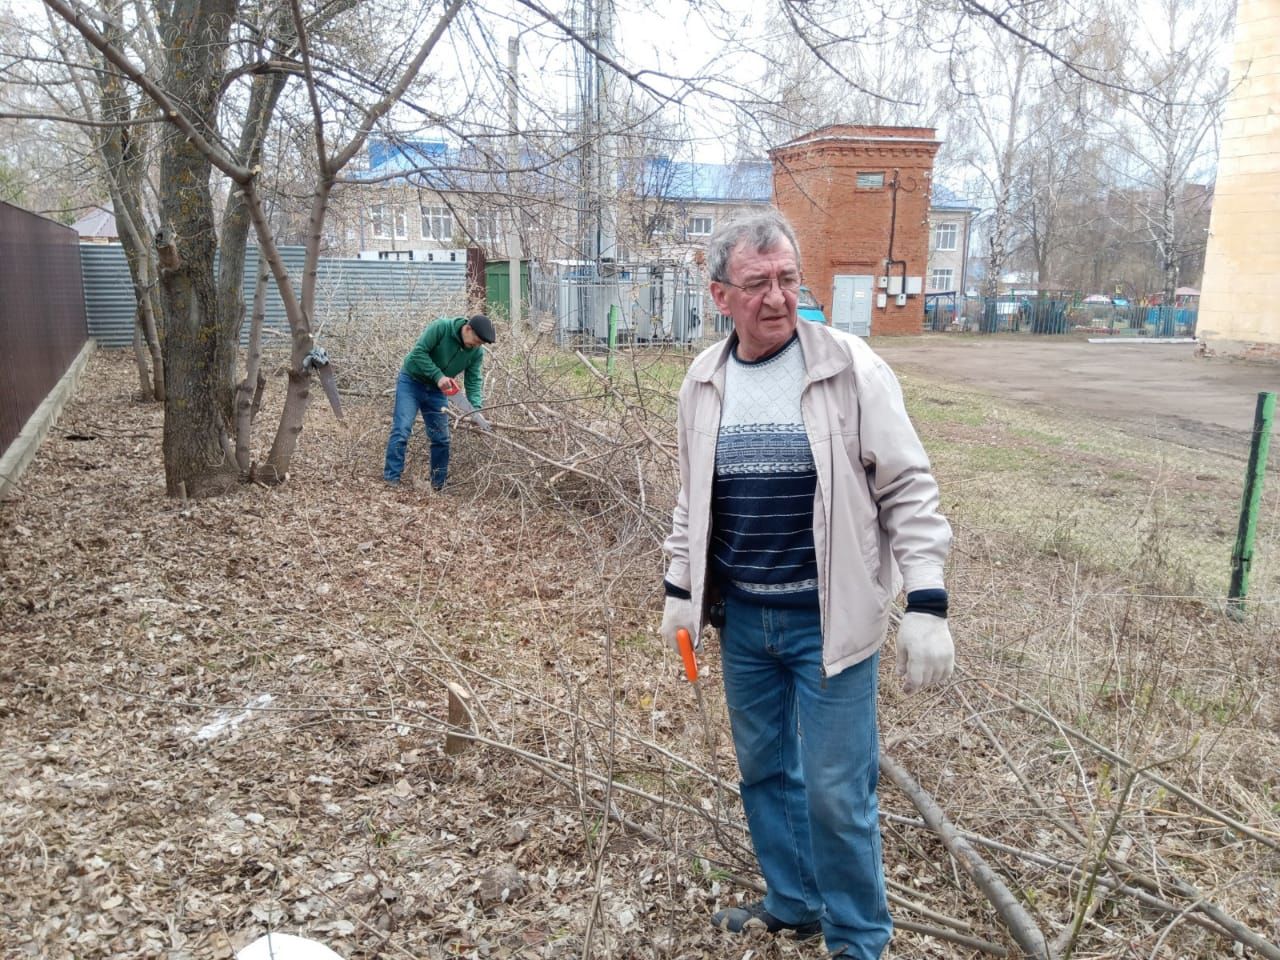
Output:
[384, 371, 450, 488]
[721, 596, 891, 959]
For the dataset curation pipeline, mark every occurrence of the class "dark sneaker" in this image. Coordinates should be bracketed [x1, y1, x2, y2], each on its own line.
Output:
[711, 900, 822, 939]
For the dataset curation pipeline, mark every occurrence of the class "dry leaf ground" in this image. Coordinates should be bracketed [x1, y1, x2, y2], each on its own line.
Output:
[2, 345, 1278, 960]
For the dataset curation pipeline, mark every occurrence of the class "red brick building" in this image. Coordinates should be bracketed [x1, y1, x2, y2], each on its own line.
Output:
[771, 125, 941, 336]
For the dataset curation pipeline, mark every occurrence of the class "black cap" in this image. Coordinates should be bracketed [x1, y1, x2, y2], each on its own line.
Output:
[467, 314, 496, 343]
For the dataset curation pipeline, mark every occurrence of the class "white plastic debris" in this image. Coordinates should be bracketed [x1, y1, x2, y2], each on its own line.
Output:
[192, 694, 275, 743]
[236, 932, 345, 960]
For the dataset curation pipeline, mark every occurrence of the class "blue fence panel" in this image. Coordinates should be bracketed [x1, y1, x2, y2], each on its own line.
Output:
[935, 295, 1199, 337]
[81, 245, 467, 347]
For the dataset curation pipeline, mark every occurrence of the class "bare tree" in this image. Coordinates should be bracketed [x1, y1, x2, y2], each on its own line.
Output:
[35, 0, 470, 493]
[1099, 0, 1229, 306]
[1010, 88, 1106, 293]
[0, 11, 101, 219]
[729, 1, 946, 154]
[950, 35, 1037, 301]
[52, 1, 166, 399]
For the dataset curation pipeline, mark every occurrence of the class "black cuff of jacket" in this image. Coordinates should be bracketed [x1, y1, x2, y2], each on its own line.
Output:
[663, 579, 691, 600]
[905, 588, 948, 618]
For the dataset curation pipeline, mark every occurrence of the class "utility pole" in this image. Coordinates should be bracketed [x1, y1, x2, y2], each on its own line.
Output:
[506, 35, 522, 331]
[568, 0, 622, 341]
[575, 0, 617, 270]
[595, 0, 618, 268]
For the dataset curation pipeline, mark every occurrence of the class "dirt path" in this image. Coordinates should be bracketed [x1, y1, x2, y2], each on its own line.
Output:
[871, 336, 1280, 457]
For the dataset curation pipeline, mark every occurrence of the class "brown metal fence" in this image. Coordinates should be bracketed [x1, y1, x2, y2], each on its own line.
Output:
[0, 201, 88, 453]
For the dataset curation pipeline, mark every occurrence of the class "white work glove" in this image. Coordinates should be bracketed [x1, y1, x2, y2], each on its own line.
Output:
[895, 612, 955, 693]
[660, 595, 699, 654]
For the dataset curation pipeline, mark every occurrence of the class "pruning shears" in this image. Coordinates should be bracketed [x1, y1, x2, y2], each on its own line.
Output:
[676, 627, 699, 683]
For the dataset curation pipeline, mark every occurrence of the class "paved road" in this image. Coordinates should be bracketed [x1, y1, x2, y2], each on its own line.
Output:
[871, 336, 1280, 457]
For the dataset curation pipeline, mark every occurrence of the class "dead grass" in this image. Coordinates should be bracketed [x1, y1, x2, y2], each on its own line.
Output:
[903, 377, 1280, 600]
[1, 343, 1277, 960]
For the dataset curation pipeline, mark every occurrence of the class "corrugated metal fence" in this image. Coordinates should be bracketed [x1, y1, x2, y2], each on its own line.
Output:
[1, 202, 88, 453]
[81, 244, 468, 347]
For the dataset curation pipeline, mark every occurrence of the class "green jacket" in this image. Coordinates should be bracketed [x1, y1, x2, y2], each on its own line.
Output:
[402, 316, 485, 409]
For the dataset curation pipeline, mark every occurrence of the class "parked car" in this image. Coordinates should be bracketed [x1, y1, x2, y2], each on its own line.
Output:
[797, 285, 826, 323]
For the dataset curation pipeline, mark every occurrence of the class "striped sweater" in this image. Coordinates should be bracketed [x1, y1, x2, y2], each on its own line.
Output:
[710, 334, 819, 607]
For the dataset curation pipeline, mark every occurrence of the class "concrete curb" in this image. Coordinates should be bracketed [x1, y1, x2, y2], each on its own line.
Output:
[0, 340, 98, 501]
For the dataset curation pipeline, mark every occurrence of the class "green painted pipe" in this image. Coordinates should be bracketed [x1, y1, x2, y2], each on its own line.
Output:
[606, 304, 619, 378]
[1228, 391, 1275, 616]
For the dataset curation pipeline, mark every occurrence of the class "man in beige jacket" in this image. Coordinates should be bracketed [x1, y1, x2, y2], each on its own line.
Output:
[660, 209, 954, 959]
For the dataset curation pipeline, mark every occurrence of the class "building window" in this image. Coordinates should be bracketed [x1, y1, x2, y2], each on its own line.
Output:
[370, 204, 388, 239]
[687, 215, 713, 237]
[371, 203, 407, 240]
[929, 268, 954, 291]
[469, 208, 502, 243]
[649, 213, 673, 236]
[421, 205, 453, 241]
[933, 222, 958, 251]
[856, 171, 885, 189]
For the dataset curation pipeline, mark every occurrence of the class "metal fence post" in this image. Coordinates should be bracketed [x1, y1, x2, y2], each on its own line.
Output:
[1228, 391, 1276, 618]
[606, 303, 619, 377]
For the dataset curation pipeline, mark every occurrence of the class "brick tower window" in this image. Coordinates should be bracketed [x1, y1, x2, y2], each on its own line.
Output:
[856, 171, 885, 189]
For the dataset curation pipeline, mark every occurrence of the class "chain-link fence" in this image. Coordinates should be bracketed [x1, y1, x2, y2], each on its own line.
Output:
[526, 264, 710, 347]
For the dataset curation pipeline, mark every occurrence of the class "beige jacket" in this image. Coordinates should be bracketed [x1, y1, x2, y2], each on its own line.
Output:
[663, 321, 951, 677]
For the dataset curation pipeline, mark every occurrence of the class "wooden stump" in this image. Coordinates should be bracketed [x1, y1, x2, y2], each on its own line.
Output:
[445, 682, 473, 755]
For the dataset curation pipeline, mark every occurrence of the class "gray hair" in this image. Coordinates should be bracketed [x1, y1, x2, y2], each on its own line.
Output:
[705, 208, 802, 283]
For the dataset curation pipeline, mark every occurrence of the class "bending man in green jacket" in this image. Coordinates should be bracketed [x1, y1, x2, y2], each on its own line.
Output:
[383, 314, 495, 490]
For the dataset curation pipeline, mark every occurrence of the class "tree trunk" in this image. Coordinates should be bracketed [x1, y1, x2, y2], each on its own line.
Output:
[94, 4, 165, 401]
[1160, 135, 1178, 309]
[263, 369, 313, 484]
[981, 47, 1028, 307]
[137, 255, 166, 399]
[262, 182, 332, 482]
[131, 313, 152, 397]
[216, 14, 292, 471]
[157, 0, 239, 497]
[116, 194, 165, 400]
[235, 262, 269, 474]
[217, 67, 290, 354]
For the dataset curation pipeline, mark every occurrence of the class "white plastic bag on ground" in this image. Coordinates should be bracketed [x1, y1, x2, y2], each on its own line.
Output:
[236, 933, 345, 960]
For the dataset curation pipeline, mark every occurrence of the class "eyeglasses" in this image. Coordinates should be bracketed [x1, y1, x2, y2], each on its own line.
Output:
[718, 275, 802, 298]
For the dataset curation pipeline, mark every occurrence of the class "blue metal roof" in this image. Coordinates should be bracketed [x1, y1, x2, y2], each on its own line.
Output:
[363, 140, 973, 213]
[367, 139, 447, 170]
[642, 157, 773, 203]
[360, 138, 507, 192]
[931, 182, 977, 210]
[362, 139, 773, 203]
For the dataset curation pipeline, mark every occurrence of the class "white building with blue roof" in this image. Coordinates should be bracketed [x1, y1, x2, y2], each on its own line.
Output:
[341, 138, 973, 320]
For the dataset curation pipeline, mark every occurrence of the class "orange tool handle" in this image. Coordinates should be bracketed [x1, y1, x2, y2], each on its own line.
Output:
[676, 628, 698, 682]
